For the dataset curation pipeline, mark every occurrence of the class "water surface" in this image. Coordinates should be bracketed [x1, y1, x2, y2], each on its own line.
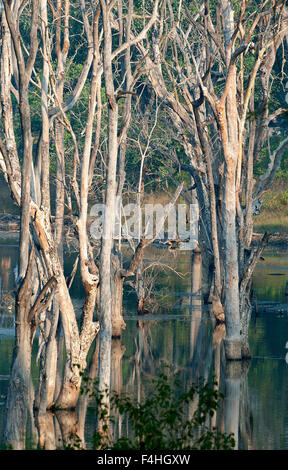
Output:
[0, 241, 288, 449]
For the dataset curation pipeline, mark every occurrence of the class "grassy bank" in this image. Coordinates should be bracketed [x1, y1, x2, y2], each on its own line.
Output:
[144, 183, 288, 237]
[253, 180, 288, 235]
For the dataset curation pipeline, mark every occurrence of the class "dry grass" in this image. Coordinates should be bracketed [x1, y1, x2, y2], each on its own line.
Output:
[253, 212, 288, 234]
[253, 180, 288, 235]
[131, 185, 288, 235]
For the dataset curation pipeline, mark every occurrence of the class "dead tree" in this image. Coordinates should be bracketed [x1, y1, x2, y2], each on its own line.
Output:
[139, 0, 288, 359]
[0, 2, 100, 448]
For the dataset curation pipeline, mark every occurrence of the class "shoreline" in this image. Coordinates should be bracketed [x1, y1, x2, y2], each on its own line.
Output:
[0, 229, 287, 249]
[0, 212, 287, 249]
[252, 232, 288, 249]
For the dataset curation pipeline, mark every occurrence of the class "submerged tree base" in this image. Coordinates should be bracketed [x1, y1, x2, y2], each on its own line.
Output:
[224, 338, 242, 361]
[223, 339, 251, 361]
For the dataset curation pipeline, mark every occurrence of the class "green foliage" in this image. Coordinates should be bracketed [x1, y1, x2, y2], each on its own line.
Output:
[80, 373, 235, 451]
[253, 182, 288, 234]
[263, 189, 288, 211]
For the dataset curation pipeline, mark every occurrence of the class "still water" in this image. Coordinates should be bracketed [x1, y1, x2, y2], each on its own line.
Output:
[0, 233, 288, 450]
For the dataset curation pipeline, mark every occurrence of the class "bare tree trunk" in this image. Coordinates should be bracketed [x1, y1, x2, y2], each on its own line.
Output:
[218, 1, 242, 359]
[111, 250, 126, 337]
[97, 3, 119, 436]
[1, 0, 39, 446]
[1, 0, 102, 422]
[37, 0, 69, 422]
[136, 257, 146, 315]
[222, 161, 241, 360]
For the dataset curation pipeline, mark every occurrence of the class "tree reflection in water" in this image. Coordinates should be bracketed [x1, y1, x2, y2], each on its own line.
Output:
[1, 247, 254, 449]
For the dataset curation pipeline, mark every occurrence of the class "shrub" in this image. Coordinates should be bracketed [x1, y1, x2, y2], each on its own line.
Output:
[80, 373, 235, 451]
